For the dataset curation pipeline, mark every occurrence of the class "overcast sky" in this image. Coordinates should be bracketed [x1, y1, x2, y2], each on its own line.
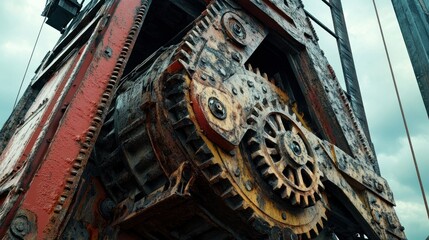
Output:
[0, 0, 427, 239]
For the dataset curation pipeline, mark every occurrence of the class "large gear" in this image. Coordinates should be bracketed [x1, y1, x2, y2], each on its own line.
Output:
[244, 100, 324, 208]
[96, 1, 329, 238]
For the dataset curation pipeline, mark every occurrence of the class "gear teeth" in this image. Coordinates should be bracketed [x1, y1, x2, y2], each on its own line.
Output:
[303, 195, 309, 206]
[183, 41, 196, 53]
[255, 102, 264, 111]
[247, 63, 253, 72]
[271, 179, 282, 190]
[318, 181, 325, 191]
[247, 136, 259, 145]
[309, 195, 316, 205]
[311, 227, 319, 237]
[281, 187, 292, 199]
[271, 99, 278, 108]
[317, 218, 324, 230]
[185, 129, 200, 144]
[173, 116, 193, 129]
[261, 72, 268, 81]
[322, 211, 328, 221]
[195, 144, 211, 155]
[207, 172, 222, 184]
[250, 149, 264, 160]
[255, 157, 266, 167]
[261, 167, 272, 177]
[305, 231, 311, 240]
[201, 16, 210, 28]
[247, 115, 258, 125]
[290, 192, 300, 205]
[220, 186, 236, 199]
[198, 157, 215, 169]
[283, 104, 289, 113]
[255, 68, 261, 75]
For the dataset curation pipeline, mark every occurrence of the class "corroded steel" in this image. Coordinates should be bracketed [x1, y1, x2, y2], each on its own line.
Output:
[0, 0, 405, 239]
[0, 0, 150, 238]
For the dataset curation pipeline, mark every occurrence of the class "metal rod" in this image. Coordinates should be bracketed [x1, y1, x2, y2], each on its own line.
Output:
[304, 9, 338, 39]
[13, 17, 46, 108]
[372, 0, 429, 219]
[322, 0, 332, 8]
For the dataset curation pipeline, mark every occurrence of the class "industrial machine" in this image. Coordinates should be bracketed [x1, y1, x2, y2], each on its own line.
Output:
[0, 0, 406, 239]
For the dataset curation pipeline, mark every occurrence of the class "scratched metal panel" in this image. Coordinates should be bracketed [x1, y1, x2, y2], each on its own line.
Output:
[329, 0, 370, 137]
[392, 0, 429, 117]
[329, 0, 379, 175]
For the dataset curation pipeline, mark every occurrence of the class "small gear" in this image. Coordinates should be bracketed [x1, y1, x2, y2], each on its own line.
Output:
[245, 99, 324, 207]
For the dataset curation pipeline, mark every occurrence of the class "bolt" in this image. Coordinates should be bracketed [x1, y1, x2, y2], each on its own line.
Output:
[281, 212, 287, 220]
[104, 47, 112, 57]
[290, 141, 302, 156]
[284, 0, 289, 7]
[324, 85, 330, 92]
[15, 222, 25, 232]
[208, 97, 227, 120]
[245, 181, 253, 191]
[247, 81, 254, 87]
[232, 52, 241, 62]
[234, 168, 241, 177]
[219, 68, 227, 76]
[375, 182, 384, 193]
[100, 198, 115, 219]
[232, 22, 243, 35]
[11, 216, 30, 237]
[232, 87, 238, 95]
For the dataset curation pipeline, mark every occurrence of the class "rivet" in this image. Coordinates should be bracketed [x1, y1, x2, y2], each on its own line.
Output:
[245, 181, 253, 191]
[232, 52, 241, 62]
[234, 168, 240, 177]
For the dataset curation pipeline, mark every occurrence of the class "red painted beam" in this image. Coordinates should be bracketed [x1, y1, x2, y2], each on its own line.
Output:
[0, 0, 147, 238]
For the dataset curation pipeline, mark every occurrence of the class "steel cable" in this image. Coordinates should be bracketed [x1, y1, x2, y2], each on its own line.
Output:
[12, 12, 47, 108]
[371, 0, 429, 219]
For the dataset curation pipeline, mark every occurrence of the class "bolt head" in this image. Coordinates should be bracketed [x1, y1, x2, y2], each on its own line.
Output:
[234, 168, 241, 177]
[290, 141, 302, 156]
[208, 97, 227, 120]
[245, 181, 253, 191]
[232, 52, 241, 62]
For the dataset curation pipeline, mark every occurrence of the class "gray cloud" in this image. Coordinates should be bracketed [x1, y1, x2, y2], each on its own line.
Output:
[0, 1, 59, 126]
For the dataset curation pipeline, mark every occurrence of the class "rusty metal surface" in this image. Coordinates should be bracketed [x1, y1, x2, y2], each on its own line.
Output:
[0, 0, 405, 239]
[0, 0, 151, 238]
